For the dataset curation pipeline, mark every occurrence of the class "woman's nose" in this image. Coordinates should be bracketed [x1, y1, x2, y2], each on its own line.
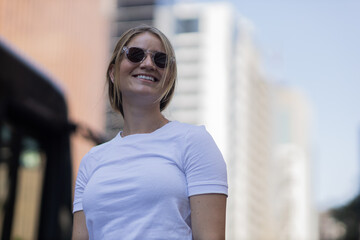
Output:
[140, 54, 156, 69]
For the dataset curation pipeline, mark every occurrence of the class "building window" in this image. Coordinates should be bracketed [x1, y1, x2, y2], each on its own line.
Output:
[175, 18, 199, 34]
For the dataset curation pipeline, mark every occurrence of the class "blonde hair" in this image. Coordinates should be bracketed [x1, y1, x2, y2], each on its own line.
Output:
[106, 25, 177, 117]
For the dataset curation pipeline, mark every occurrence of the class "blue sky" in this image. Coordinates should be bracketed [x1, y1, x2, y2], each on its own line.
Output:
[231, 0, 360, 210]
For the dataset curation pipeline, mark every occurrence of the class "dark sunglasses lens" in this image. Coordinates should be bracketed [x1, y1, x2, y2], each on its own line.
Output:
[127, 48, 145, 63]
[154, 52, 167, 68]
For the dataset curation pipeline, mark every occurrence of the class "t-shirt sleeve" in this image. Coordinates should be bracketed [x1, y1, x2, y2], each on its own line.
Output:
[73, 153, 93, 213]
[183, 126, 228, 197]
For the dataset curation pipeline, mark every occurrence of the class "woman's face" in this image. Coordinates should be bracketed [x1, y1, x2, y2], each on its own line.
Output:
[117, 32, 167, 105]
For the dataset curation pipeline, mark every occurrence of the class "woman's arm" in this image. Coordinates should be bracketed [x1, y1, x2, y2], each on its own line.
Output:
[190, 193, 227, 240]
[72, 211, 89, 240]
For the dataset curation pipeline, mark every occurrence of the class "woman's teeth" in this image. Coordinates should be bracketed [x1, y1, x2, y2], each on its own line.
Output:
[136, 75, 156, 82]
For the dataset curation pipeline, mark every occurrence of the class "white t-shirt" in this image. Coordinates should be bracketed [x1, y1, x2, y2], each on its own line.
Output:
[73, 121, 228, 240]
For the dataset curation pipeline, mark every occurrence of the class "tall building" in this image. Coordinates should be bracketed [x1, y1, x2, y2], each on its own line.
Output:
[229, 16, 273, 240]
[270, 85, 318, 239]
[155, 2, 274, 239]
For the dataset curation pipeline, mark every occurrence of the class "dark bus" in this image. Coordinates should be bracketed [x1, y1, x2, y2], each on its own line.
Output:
[0, 38, 73, 240]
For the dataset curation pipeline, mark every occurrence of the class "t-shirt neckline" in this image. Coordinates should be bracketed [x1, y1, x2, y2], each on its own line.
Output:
[118, 120, 175, 140]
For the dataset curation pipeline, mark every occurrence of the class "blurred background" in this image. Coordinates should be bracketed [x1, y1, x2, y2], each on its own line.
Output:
[0, 0, 359, 239]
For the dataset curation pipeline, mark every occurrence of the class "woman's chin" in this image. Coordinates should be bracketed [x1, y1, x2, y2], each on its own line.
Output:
[122, 88, 163, 102]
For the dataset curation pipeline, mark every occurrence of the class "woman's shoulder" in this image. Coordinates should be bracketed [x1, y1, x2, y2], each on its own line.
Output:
[168, 121, 210, 141]
[167, 120, 203, 133]
[85, 133, 120, 159]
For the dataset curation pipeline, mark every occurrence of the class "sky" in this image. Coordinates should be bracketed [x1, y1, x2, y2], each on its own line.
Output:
[177, 0, 360, 210]
[231, 0, 360, 210]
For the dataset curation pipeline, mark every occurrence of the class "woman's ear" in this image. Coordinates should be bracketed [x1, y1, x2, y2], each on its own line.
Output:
[109, 64, 115, 83]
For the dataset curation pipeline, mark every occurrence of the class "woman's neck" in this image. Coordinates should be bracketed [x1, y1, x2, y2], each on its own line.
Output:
[121, 104, 169, 137]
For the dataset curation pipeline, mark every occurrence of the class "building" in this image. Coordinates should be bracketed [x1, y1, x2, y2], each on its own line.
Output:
[229, 16, 274, 240]
[270, 85, 318, 239]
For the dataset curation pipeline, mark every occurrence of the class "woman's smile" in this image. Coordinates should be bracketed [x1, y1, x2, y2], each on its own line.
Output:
[133, 74, 159, 82]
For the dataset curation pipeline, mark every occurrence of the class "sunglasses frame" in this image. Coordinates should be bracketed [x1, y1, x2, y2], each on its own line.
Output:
[122, 46, 173, 69]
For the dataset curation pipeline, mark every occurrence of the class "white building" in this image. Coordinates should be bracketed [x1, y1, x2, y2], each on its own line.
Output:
[230, 17, 275, 240]
[270, 85, 318, 240]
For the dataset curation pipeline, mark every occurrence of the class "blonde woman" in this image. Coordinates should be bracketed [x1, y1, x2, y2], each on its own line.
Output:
[72, 25, 228, 240]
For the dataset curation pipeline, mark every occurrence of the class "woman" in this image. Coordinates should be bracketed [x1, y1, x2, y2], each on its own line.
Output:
[72, 25, 228, 240]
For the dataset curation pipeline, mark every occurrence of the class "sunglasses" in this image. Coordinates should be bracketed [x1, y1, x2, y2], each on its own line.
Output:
[122, 46, 171, 69]
[122, 47, 172, 68]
